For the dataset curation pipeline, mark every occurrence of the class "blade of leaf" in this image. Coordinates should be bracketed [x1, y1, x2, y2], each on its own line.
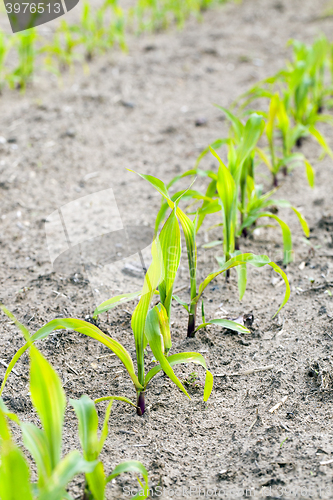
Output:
[93, 291, 141, 319]
[195, 319, 250, 334]
[29, 346, 65, 470]
[144, 351, 213, 402]
[145, 307, 190, 399]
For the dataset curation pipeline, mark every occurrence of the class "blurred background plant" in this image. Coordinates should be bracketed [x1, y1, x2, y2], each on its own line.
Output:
[0, 0, 233, 91]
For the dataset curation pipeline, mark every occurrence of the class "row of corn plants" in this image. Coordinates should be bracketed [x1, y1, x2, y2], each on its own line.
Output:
[2, 34, 333, 498]
[0, 0, 231, 90]
[0, 173, 290, 495]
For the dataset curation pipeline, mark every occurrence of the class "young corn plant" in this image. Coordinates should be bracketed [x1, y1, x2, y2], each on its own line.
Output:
[0, 307, 149, 500]
[258, 92, 315, 186]
[0, 30, 11, 92]
[127, 172, 290, 338]
[238, 175, 310, 266]
[8, 29, 37, 90]
[93, 203, 214, 412]
[41, 21, 82, 73]
[104, 0, 127, 51]
[0, 312, 97, 500]
[0, 219, 213, 417]
[169, 108, 309, 266]
[71, 395, 149, 500]
[71, 1, 108, 61]
[234, 38, 333, 161]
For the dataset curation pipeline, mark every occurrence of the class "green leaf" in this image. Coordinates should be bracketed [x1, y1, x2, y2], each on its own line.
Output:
[70, 395, 100, 461]
[0, 304, 31, 343]
[145, 307, 190, 399]
[194, 138, 230, 168]
[256, 147, 273, 172]
[201, 240, 222, 249]
[86, 461, 106, 500]
[158, 208, 181, 319]
[93, 291, 141, 318]
[94, 395, 137, 407]
[236, 261, 247, 300]
[172, 295, 190, 313]
[0, 422, 33, 500]
[21, 422, 52, 488]
[214, 106, 244, 141]
[131, 237, 164, 386]
[212, 147, 237, 259]
[291, 207, 310, 238]
[38, 451, 98, 500]
[195, 319, 250, 334]
[237, 114, 264, 173]
[258, 213, 293, 265]
[197, 253, 290, 318]
[1, 319, 142, 394]
[155, 303, 172, 355]
[29, 346, 65, 471]
[106, 461, 149, 499]
[144, 352, 213, 402]
[0, 398, 20, 426]
[309, 125, 333, 159]
[127, 170, 171, 203]
[304, 159, 315, 188]
[176, 207, 197, 302]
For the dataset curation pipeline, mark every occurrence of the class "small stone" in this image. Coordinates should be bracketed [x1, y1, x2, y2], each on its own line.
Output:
[121, 100, 135, 108]
[195, 117, 207, 127]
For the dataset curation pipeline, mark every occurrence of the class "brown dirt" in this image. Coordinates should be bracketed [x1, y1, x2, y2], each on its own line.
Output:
[1, 0, 333, 498]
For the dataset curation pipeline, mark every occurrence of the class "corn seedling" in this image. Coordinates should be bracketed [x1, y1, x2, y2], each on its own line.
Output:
[104, 0, 127, 51]
[71, 395, 149, 499]
[0, 30, 11, 92]
[41, 21, 82, 73]
[0, 307, 149, 499]
[125, 172, 290, 338]
[234, 37, 333, 163]
[70, 1, 108, 61]
[8, 29, 37, 90]
[0, 219, 213, 417]
[256, 92, 315, 186]
[0, 314, 98, 500]
[167, 106, 310, 265]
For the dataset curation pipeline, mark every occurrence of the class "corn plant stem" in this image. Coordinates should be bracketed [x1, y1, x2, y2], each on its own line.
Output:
[187, 268, 198, 337]
[83, 481, 92, 500]
[187, 302, 197, 338]
[137, 391, 145, 416]
[273, 174, 278, 187]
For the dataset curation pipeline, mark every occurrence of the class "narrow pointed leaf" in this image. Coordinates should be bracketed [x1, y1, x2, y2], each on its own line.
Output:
[131, 238, 164, 386]
[93, 291, 141, 318]
[145, 307, 190, 399]
[195, 319, 250, 334]
[21, 422, 52, 488]
[197, 253, 290, 318]
[258, 213, 293, 265]
[0, 423, 33, 500]
[304, 159, 315, 188]
[29, 346, 65, 470]
[144, 352, 213, 402]
[38, 451, 98, 500]
[291, 207, 310, 238]
[106, 460, 149, 500]
[1, 319, 142, 394]
[172, 295, 190, 313]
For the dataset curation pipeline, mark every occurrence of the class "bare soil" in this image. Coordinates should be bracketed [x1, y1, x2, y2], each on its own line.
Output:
[1, 0, 333, 498]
